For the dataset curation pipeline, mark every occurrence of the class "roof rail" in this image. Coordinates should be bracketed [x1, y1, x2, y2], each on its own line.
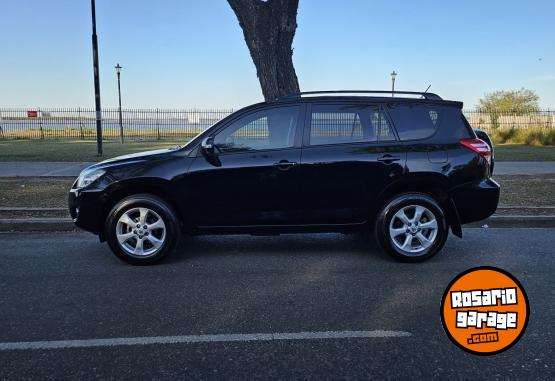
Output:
[281, 90, 443, 101]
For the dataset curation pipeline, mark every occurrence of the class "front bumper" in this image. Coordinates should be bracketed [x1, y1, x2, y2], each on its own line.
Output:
[68, 188, 105, 234]
[451, 178, 500, 224]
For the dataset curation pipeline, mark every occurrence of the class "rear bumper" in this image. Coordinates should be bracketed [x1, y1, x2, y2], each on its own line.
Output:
[451, 178, 500, 224]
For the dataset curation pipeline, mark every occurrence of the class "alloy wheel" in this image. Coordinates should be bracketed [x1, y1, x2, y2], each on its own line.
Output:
[389, 204, 438, 255]
[116, 207, 166, 257]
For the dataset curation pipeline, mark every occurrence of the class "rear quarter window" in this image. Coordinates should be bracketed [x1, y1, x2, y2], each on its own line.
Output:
[386, 103, 440, 141]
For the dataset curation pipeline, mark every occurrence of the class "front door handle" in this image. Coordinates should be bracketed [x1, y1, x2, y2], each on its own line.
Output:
[377, 154, 401, 163]
[273, 160, 297, 171]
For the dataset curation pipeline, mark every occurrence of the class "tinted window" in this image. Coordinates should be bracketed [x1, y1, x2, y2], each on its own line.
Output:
[309, 104, 395, 145]
[369, 108, 396, 142]
[387, 103, 439, 140]
[214, 106, 299, 152]
[457, 113, 475, 139]
[436, 107, 473, 141]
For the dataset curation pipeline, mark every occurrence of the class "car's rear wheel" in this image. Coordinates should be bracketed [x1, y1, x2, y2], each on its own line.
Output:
[105, 194, 180, 265]
[375, 193, 448, 262]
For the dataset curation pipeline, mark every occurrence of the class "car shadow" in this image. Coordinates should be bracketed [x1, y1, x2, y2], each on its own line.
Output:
[164, 232, 391, 264]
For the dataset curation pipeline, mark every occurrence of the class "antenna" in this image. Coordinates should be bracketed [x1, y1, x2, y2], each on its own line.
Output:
[421, 85, 431, 98]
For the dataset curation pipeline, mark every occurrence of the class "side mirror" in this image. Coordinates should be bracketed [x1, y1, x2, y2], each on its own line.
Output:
[201, 136, 215, 154]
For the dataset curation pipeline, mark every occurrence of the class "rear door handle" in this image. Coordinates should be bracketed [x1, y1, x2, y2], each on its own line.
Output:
[377, 154, 401, 163]
[273, 160, 297, 171]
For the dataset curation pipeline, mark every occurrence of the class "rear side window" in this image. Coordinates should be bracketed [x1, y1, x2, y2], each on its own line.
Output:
[387, 104, 439, 141]
[309, 104, 395, 145]
[369, 108, 396, 142]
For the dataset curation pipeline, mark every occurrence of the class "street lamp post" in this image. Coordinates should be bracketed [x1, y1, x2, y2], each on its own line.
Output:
[390, 70, 397, 97]
[115, 63, 124, 144]
[91, 0, 103, 155]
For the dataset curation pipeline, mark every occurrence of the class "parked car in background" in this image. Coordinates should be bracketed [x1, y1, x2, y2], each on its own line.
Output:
[474, 128, 495, 173]
[69, 90, 499, 265]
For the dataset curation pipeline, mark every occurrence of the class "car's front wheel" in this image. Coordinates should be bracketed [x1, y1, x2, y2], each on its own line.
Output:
[105, 194, 180, 265]
[375, 193, 448, 262]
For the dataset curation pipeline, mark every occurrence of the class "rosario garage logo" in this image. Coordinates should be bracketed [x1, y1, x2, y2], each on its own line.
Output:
[441, 266, 529, 355]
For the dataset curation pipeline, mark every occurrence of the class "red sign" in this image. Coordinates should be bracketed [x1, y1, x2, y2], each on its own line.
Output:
[27, 111, 38, 118]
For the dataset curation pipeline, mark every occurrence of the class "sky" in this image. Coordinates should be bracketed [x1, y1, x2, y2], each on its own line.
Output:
[0, 0, 554, 109]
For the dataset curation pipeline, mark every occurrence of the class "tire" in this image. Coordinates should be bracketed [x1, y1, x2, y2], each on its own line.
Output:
[105, 194, 180, 265]
[375, 192, 448, 262]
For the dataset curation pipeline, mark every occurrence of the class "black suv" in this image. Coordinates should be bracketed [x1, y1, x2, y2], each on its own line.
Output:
[69, 90, 499, 264]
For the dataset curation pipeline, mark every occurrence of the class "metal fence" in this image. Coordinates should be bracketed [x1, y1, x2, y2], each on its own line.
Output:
[0, 108, 234, 140]
[464, 109, 555, 133]
[0, 107, 553, 140]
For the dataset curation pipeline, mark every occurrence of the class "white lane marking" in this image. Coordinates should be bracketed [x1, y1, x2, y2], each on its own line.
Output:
[0, 330, 411, 351]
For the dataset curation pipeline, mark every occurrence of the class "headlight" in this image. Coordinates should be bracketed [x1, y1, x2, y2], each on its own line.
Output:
[77, 169, 106, 188]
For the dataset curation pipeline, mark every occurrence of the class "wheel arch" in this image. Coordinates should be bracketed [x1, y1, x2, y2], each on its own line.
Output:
[97, 178, 185, 241]
[374, 173, 462, 238]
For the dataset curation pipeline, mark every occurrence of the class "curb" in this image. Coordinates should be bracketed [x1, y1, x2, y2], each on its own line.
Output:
[0, 215, 554, 233]
[0, 218, 76, 232]
[466, 215, 555, 228]
[0, 207, 66, 211]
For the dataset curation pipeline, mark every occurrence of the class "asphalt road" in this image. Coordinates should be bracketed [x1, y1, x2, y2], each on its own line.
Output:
[0, 229, 553, 380]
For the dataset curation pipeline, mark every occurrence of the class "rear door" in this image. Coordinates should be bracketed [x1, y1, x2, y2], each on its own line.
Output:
[295, 102, 406, 225]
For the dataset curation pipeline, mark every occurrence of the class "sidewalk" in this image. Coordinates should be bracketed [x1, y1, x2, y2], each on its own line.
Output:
[493, 161, 555, 175]
[0, 162, 94, 177]
[0, 161, 553, 177]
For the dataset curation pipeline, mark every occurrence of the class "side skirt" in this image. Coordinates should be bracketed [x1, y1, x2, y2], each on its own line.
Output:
[191, 221, 369, 236]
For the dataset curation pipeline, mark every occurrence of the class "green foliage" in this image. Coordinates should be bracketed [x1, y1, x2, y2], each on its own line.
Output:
[478, 89, 540, 131]
[492, 127, 518, 143]
[524, 129, 555, 146]
[478, 88, 540, 114]
[492, 127, 555, 146]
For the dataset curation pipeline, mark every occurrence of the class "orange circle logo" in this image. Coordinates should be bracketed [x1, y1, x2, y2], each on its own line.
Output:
[441, 266, 529, 355]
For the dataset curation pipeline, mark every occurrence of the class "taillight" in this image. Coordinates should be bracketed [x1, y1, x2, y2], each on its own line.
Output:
[460, 138, 491, 163]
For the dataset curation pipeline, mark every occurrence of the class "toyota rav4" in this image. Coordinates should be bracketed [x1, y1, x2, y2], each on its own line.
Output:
[69, 90, 499, 264]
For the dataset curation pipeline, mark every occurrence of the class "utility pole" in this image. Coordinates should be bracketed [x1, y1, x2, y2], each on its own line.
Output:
[91, 0, 103, 155]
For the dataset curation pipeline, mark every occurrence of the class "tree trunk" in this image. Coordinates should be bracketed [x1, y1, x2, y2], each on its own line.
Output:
[228, 0, 300, 101]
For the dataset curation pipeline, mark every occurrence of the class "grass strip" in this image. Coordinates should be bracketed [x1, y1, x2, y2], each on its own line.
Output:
[0, 140, 187, 162]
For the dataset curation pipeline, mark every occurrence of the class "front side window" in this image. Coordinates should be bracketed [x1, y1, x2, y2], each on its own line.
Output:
[387, 103, 440, 141]
[214, 106, 299, 153]
[309, 104, 395, 145]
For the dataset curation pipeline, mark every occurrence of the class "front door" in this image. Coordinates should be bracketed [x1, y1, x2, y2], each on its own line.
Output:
[296, 103, 406, 225]
[187, 105, 303, 227]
